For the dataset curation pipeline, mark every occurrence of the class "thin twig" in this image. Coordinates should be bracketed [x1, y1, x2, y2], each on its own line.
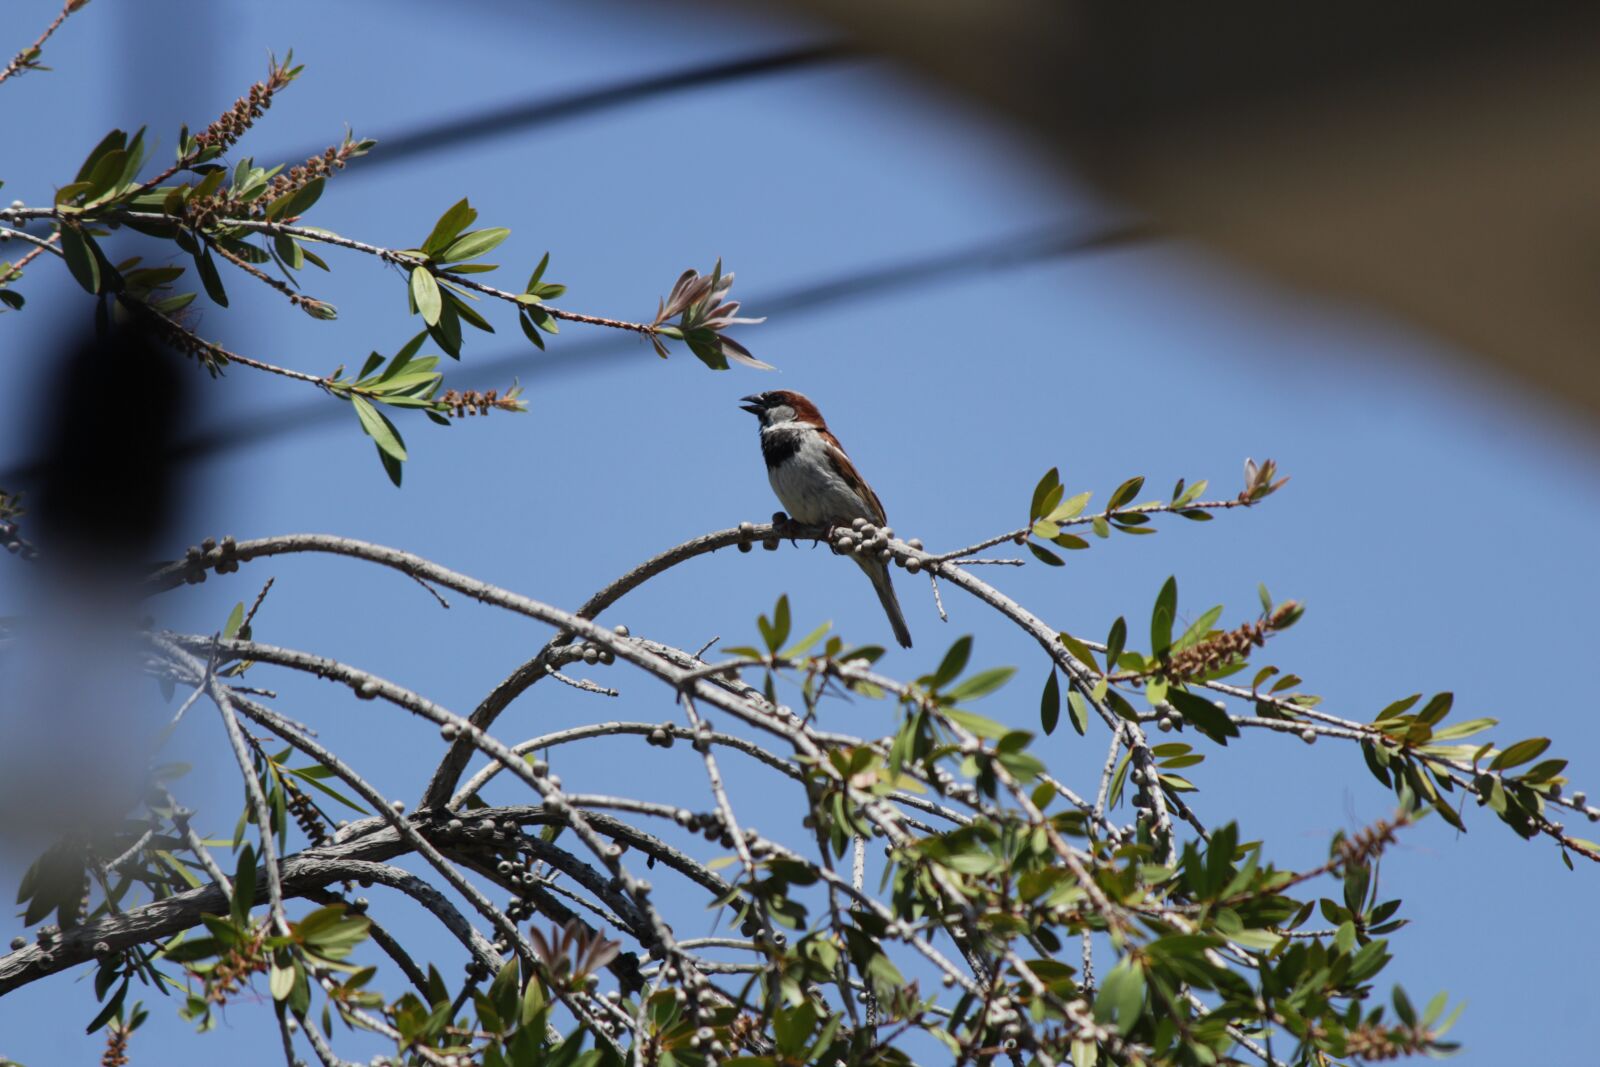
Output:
[928, 569, 948, 622]
[544, 669, 617, 697]
[0, 0, 90, 86]
[406, 571, 451, 610]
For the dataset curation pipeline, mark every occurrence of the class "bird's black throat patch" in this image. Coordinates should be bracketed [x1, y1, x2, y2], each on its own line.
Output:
[760, 427, 801, 468]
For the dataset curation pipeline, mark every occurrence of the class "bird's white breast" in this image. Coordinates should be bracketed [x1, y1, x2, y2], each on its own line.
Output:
[764, 428, 875, 526]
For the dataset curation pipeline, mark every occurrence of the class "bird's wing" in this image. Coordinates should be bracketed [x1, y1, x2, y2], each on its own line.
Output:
[820, 429, 888, 526]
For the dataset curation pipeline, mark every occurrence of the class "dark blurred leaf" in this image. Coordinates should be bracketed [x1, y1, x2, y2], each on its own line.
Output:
[1167, 688, 1239, 745]
[194, 247, 227, 307]
[1030, 467, 1060, 521]
[1040, 668, 1060, 735]
[1104, 618, 1126, 677]
[1150, 576, 1178, 657]
[60, 225, 101, 293]
[231, 844, 256, 928]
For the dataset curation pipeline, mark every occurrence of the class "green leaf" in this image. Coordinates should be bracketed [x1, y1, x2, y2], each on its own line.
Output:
[442, 287, 494, 333]
[948, 667, 1016, 702]
[1490, 737, 1550, 771]
[423, 198, 476, 256]
[1108, 475, 1144, 511]
[1166, 688, 1240, 746]
[1104, 617, 1126, 677]
[1519, 758, 1566, 783]
[1228, 928, 1283, 953]
[60, 225, 101, 294]
[1040, 669, 1060, 735]
[771, 594, 791, 649]
[1030, 468, 1061, 521]
[944, 708, 1010, 741]
[1430, 717, 1497, 741]
[286, 767, 368, 813]
[1150, 576, 1178, 657]
[391, 330, 429, 365]
[440, 227, 510, 263]
[427, 299, 463, 358]
[757, 595, 792, 653]
[1066, 691, 1090, 736]
[1173, 605, 1223, 654]
[352, 395, 407, 462]
[152, 291, 197, 314]
[76, 129, 129, 183]
[302, 914, 369, 953]
[231, 843, 257, 928]
[1058, 632, 1099, 673]
[195, 247, 227, 307]
[774, 1001, 817, 1056]
[155, 850, 203, 889]
[1375, 694, 1422, 723]
[1432, 795, 1467, 832]
[83, 148, 128, 201]
[377, 447, 403, 487]
[83, 978, 129, 1034]
[1094, 960, 1146, 1035]
[526, 304, 558, 333]
[931, 636, 972, 689]
[1418, 692, 1454, 725]
[270, 960, 295, 1001]
[780, 620, 831, 660]
[1027, 541, 1064, 566]
[518, 311, 546, 350]
[267, 177, 324, 221]
[410, 267, 441, 325]
[1393, 987, 1417, 1026]
[526, 252, 550, 290]
[1048, 491, 1092, 522]
[274, 233, 304, 270]
[294, 905, 347, 942]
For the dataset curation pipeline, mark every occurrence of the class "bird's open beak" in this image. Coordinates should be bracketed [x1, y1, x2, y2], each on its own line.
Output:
[738, 394, 764, 416]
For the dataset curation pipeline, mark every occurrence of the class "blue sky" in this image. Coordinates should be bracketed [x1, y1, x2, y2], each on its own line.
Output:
[2, 1, 1598, 1063]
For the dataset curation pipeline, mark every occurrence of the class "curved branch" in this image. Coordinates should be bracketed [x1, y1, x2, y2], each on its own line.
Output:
[424, 524, 767, 807]
[450, 721, 806, 809]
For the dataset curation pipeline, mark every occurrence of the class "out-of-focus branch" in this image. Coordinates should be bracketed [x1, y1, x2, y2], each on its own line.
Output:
[0, 0, 90, 86]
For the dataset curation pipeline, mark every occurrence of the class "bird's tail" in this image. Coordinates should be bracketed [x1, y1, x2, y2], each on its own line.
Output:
[857, 557, 913, 649]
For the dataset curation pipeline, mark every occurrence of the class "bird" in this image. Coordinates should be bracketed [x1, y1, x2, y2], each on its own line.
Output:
[740, 390, 912, 648]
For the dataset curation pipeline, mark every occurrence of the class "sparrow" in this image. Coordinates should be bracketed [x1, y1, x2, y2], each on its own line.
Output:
[740, 390, 912, 648]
